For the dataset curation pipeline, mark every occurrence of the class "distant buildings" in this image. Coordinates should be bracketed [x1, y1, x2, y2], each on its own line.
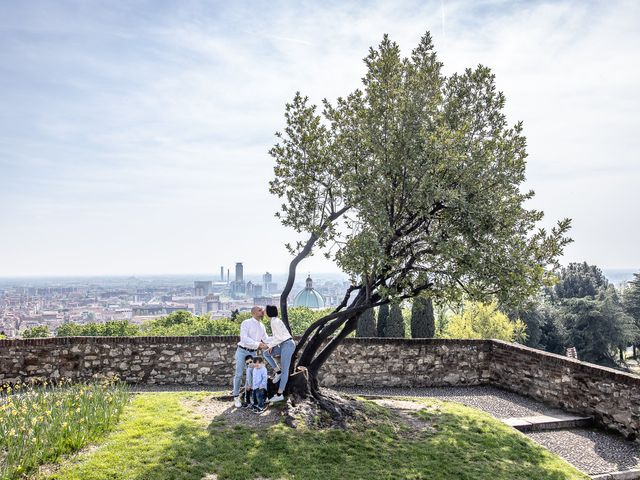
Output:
[193, 281, 212, 296]
[263, 272, 278, 295]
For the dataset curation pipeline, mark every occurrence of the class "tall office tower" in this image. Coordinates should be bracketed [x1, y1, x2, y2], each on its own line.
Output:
[227, 269, 230, 283]
[220, 266, 224, 281]
[235, 263, 243, 283]
[263, 272, 272, 285]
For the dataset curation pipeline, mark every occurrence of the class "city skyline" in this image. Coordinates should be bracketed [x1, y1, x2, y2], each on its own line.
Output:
[1, 1, 639, 276]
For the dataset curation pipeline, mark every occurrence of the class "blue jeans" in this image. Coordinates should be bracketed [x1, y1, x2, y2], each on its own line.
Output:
[253, 388, 266, 408]
[263, 338, 296, 393]
[233, 346, 255, 396]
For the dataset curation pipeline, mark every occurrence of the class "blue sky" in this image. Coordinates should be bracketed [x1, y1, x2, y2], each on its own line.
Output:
[0, 0, 639, 276]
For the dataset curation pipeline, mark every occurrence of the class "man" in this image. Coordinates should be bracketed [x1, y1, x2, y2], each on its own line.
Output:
[232, 306, 269, 408]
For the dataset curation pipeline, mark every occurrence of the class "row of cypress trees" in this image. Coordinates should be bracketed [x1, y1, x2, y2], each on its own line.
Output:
[355, 297, 435, 338]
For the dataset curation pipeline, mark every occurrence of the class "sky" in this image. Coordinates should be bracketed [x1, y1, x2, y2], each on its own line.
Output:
[0, 0, 639, 277]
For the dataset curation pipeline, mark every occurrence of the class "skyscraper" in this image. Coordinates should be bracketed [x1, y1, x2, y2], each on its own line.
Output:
[235, 263, 243, 283]
[220, 266, 224, 281]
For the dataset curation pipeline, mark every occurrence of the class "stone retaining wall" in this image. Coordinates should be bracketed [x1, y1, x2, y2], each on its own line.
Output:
[1, 336, 638, 440]
[490, 340, 640, 441]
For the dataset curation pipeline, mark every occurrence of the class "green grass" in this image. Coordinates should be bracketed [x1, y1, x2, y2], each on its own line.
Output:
[0, 379, 128, 480]
[39, 392, 588, 480]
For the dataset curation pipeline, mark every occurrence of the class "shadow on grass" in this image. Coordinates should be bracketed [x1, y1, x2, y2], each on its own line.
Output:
[129, 399, 587, 480]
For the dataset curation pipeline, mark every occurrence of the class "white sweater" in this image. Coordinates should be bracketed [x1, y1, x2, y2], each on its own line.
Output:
[265, 317, 292, 348]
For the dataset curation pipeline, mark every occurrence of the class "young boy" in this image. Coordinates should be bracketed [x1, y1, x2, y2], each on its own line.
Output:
[241, 355, 255, 408]
[251, 356, 268, 412]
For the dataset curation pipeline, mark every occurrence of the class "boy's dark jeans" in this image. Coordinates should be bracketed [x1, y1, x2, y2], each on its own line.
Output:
[243, 388, 253, 405]
[253, 388, 266, 408]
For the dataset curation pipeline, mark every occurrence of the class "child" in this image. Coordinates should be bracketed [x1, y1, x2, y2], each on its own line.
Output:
[251, 356, 268, 412]
[241, 355, 255, 408]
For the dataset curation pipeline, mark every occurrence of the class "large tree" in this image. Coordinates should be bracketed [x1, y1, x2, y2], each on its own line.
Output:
[269, 32, 571, 418]
[558, 286, 638, 366]
[552, 262, 609, 300]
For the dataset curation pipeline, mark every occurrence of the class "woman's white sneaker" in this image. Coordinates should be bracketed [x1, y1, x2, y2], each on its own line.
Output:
[234, 396, 242, 408]
[270, 394, 285, 403]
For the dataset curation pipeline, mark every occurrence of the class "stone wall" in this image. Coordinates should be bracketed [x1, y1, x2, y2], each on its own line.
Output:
[0, 337, 490, 388]
[1, 336, 639, 440]
[320, 338, 491, 387]
[489, 340, 640, 441]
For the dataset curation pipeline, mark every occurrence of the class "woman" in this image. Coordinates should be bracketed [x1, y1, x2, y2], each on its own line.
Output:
[262, 304, 296, 403]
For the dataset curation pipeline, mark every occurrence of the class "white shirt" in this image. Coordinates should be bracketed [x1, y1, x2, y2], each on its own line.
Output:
[239, 317, 268, 349]
[265, 317, 292, 348]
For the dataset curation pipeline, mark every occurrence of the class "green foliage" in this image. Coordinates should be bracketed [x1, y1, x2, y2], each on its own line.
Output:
[385, 304, 405, 337]
[286, 307, 333, 336]
[411, 296, 435, 338]
[558, 287, 638, 366]
[443, 301, 527, 343]
[0, 378, 128, 479]
[47, 392, 587, 480]
[553, 262, 609, 300]
[270, 31, 571, 317]
[21, 325, 50, 338]
[623, 273, 640, 340]
[377, 304, 389, 337]
[56, 320, 140, 337]
[355, 307, 377, 337]
[52, 309, 334, 339]
[141, 311, 240, 336]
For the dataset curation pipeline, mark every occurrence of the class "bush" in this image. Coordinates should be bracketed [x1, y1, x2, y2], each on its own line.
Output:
[0, 378, 128, 479]
[443, 301, 527, 343]
[141, 312, 240, 336]
[56, 320, 140, 337]
[21, 326, 50, 338]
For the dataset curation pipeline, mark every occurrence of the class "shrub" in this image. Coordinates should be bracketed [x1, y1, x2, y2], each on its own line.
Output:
[56, 321, 140, 337]
[443, 301, 527, 343]
[21, 326, 50, 338]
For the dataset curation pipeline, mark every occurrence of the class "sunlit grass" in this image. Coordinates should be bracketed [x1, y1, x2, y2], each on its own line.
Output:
[0, 378, 128, 479]
[43, 392, 588, 480]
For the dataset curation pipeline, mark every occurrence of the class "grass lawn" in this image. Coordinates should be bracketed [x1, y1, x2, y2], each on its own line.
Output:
[36, 392, 588, 480]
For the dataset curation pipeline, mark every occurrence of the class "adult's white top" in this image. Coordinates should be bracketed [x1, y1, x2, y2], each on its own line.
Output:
[265, 317, 292, 348]
[238, 317, 268, 349]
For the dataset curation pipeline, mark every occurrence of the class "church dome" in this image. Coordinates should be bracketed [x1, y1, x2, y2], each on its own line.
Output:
[293, 276, 325, 309]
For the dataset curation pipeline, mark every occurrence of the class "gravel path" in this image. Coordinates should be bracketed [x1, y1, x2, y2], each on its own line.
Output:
[527, 428, 640, 475]
[335, 385, 570, 419]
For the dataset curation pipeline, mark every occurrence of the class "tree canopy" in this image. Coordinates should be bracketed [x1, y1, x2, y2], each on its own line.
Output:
[269, 31, 571, 383]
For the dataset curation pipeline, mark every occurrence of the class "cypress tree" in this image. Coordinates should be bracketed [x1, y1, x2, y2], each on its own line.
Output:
[411, 296, 435, 338]
[624, 272, 640, 356]
[377, 304, 389, 337]
[356, 307, 377, 337]
[385, 304, 406, 337]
